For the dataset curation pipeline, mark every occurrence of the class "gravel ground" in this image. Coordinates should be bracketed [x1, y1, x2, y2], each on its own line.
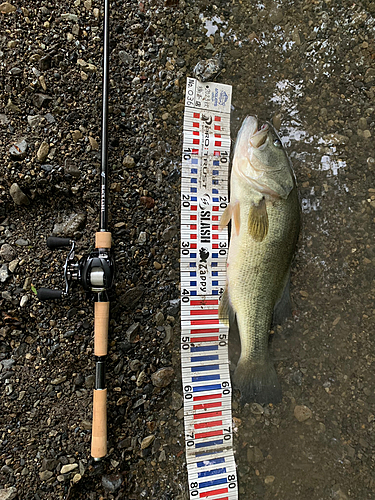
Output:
[1, 0, 375, 499]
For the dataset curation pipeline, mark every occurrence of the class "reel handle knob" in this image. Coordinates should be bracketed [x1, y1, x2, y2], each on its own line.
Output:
[47, 237, 72, 249]
[37, 288, 64, 300]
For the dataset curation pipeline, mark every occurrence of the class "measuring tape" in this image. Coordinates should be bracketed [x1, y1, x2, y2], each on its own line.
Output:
[181, 78, 238, 500]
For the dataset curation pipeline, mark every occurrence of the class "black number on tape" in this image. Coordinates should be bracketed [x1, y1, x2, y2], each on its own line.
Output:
[184, 385, 193, 392]
[190, 482, 198, 489]
[229, 482, 237, 489]
[182, 336, 190, 343]
[182, 296, 189, 303]
[187, 440, 194, 447]
[182, 343, 189, 350]
[222, 381, 230, 388]
[182, 288, 190, 295]
[191, 490, 198, 497]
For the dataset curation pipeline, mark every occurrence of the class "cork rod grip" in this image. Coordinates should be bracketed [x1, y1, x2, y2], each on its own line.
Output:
[95, 231, 112, 249]
[94, 302, 109, 356]
[91, 388, 107, 458]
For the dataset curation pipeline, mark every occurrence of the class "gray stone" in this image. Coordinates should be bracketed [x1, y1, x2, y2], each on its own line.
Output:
[151, 367, 175, 388]
[45, 113, 55, 124]
[20, 295, 29, 307]
[102, 474, 123, 493]
[64, 158, 80, 177]
[39, 470, 53, 481]
[126, 322, 140, 343]
[170, 391, 183, 410]
[52, 213, 86, 237]
[9, 138, 27, 159]
[1, 359, 14, 370]
[60, 463, 78, 474]
[118, 50, 133, 65]
[137, 231, 147, 245]
[0, 487, 17, 500]
[9, 183, 30, 206]
[294, 404, 312, 422]
[155, 311, 164, 326]
[0, 244, 16, 262]
[27, 115, 43, 128]
[0, 114, 9, 125]
[2, 291, 12, 301]
[0, 264, 9, 283]
[32, 93, 52, 109]
[37, 141, 49, 162]
[39, 55, 51, 71]
[8, 259, 18, 272]
[51, 375, 67, 385]
[120, 286, 144, 310]
[247, 446, 264, 463]
[61, 13, 78, 22]
[41, 458, 58, 472]
[15, 238, 29, 246]
[161, 225, 178, 241]
[84, 375, 95, 388]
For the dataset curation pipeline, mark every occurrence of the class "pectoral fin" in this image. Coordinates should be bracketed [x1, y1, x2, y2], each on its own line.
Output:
[219, 204, 232, 229]
[219, 201, 241, 236]
[248, 197, 268, 242]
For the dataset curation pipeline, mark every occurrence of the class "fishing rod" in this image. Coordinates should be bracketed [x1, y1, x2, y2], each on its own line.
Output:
[38, 0, 115, 460]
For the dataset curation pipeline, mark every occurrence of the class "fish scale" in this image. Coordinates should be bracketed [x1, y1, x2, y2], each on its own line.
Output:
[181, 77, 238, 500]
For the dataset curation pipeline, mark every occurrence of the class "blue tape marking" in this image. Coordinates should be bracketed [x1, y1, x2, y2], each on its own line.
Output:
[196, 449, 221, 457]
[195, 439, 223, 449]
[213, 179, 219, 185]
[191, 345, 218, 353]
[197, 457, 225, 467]
[190, 271, 196, 277]
[213, 161, 220, 166]
[190, 253, 197, 258]
[191, 364, 219, 372]
[213, 197, 219, 202]
[190, 281, 197, 286]
[193, 384, 222, 392]
[199, 478, 227, 489]
[213, 189, 219, 194]
[190, 263, 196, 267]
[213, 170, 219, 176]
[191, 355, 219, 363]
[191, 189, 197, 194]
[192, 158, 198, 164]
[191, 178, 197, 184]
[191, 168, 198, 174]
[212, 253, 218, 258]
[212, 290, 218, 295]
[198, 467, 226, 478]
[212, 272, 218, 277]
[191, 291, 197, 296]
[212, 263, 218, 267]
[212, 281, 218, 286]
[192, 374, 220, 382]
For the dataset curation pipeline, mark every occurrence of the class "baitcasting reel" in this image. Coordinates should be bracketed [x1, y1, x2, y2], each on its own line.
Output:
[37, 236, 115, 301]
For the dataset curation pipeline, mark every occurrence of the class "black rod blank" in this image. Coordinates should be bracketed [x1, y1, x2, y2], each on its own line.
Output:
[99, 0, 110, 232]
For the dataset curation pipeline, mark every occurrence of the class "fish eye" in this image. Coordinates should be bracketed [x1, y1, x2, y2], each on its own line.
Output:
[273, 138, 282, 148]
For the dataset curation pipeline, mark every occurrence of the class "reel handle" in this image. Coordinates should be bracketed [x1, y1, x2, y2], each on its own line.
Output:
[47, 237, 72, 249]
[37, 288, 63, 300]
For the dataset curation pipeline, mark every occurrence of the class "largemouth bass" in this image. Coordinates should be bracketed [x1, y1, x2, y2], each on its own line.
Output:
[219, 116, 300, 404]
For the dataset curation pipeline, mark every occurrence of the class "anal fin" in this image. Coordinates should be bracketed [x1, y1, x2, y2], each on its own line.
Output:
[272, 269, 292, 326]
[218, 286, 235, 327]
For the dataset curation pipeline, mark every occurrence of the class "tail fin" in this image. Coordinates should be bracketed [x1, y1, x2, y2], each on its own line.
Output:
[232, 357, 282, 405]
